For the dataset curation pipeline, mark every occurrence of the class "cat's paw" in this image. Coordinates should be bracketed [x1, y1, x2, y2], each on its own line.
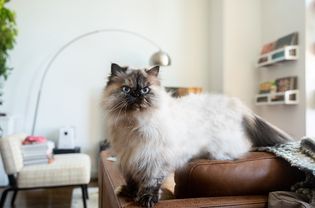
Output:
[115, 185, 137, 198]
[136, 193, 159, 208]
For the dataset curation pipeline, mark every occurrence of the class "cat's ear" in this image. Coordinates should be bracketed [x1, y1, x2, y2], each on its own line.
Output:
[145, 66, 160, 77]
[111, 63, 127, 76]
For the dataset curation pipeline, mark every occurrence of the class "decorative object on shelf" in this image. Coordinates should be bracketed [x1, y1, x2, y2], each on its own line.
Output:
[31, 29, 171, 135]
[0, 0, 18, 114]
[256, 76, 298, 105]
[259, 81, 275, 94]
[258, 32, 299, 68]
[165, 87, 202, 97]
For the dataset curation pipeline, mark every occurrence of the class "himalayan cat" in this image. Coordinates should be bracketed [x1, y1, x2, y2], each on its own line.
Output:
[102, 63, 292, 208]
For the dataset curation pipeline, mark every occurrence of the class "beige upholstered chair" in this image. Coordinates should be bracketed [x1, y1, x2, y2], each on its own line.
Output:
[0, 134, 91, 208]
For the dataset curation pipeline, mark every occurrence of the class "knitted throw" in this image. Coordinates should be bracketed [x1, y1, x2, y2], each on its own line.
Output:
[258, 137, 315, 205]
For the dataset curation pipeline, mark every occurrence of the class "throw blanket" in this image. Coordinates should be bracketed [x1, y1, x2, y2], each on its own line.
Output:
[258, 137, 315, 205]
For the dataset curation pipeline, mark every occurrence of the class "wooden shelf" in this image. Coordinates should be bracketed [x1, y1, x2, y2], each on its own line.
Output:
[257, 46, 299, 68]
[255, 90, 299, 105]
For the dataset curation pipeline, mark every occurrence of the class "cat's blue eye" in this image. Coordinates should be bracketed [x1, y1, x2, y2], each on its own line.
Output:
[140, 87, 150, 94]
[122, 86, 131, 93]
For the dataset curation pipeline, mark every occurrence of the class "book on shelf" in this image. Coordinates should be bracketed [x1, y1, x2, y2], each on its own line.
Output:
[274, 32, 298, 50]
[260, 42, 275, 55]
[258, 76, 297, 94]
[259, 32, 298, 56]
[275, 76, 298, 92]
[257, 76, 298, 102]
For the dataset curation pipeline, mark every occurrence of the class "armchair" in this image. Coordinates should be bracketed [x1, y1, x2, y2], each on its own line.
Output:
[0, 134, 91, 208]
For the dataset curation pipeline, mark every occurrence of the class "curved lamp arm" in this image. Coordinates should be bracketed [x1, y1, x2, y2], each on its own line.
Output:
[31, 28, 171, 134]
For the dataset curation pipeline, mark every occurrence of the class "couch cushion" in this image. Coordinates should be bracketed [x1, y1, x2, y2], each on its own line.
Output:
[174, 152, 304, 198]
[17, 153, 91, 188]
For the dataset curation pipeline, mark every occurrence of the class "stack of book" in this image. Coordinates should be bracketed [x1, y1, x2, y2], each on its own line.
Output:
[260, 32, 298, 55]
[21, 141, 55, 166]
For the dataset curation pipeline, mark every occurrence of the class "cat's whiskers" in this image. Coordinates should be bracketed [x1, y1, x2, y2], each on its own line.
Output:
[114, 101, 128, 126]
[143, 97, 151, 107]
[123, 102, 129, 118]
[108, 100, 125, 113]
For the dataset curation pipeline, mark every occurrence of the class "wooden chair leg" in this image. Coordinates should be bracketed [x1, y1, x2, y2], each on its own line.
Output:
[0, 188, 12, 208]
[84, 185, 89, 200]
[81, 185, 87, 208]
[11, 190, 18, 206]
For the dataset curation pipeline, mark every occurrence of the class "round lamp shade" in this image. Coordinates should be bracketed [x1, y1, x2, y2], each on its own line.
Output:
[149, 50, 171, 66]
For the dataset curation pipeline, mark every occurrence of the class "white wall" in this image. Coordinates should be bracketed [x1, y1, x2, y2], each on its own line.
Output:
[258, 0, 306, 137]
[305, 0, 315, 137]
[208, 0, 223, 93]
[5, 0, 211, 176]
[208, 0, 261, 110]
[222, 0, 261, 108]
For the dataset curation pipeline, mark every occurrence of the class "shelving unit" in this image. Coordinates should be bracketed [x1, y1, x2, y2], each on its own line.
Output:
[255, 90, 299, 105]
[257, 46, 299, 68]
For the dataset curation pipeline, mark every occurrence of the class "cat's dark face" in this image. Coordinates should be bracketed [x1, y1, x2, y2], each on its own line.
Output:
[104, 63, 161, 114]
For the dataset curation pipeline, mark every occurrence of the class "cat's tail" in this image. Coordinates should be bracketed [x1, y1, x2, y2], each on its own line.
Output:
[243, 114, 293, 147]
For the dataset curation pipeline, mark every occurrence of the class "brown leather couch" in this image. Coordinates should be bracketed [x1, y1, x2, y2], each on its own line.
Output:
[99, 150, 304, 208]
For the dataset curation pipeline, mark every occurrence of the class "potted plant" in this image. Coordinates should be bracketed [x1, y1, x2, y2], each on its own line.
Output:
[0, 0, 17, 113]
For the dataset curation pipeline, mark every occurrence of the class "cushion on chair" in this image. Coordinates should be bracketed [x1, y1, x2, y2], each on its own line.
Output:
[174, 152, 304, 198]
[17, 153, 91, 188]
[0, 133, 27, 174]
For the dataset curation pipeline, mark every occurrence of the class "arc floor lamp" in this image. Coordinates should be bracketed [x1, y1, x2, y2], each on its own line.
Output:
[31, 28, 171, 135]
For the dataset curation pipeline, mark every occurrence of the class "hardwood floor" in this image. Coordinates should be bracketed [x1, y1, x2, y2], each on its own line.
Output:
[0, 180, 97, 208]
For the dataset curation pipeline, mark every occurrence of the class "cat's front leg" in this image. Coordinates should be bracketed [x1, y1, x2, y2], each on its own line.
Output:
[135, 177, 164, 208]
[116, 175, 139, 198]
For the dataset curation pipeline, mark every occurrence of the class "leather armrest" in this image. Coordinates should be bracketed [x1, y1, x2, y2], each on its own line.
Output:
[174, 152, 304, 198]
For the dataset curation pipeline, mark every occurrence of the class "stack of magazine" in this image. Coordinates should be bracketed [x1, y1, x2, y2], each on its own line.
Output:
[21, 141, 55, 166]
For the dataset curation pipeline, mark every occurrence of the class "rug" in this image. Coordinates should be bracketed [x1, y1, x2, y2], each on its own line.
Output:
[71, 187, 98, 208]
